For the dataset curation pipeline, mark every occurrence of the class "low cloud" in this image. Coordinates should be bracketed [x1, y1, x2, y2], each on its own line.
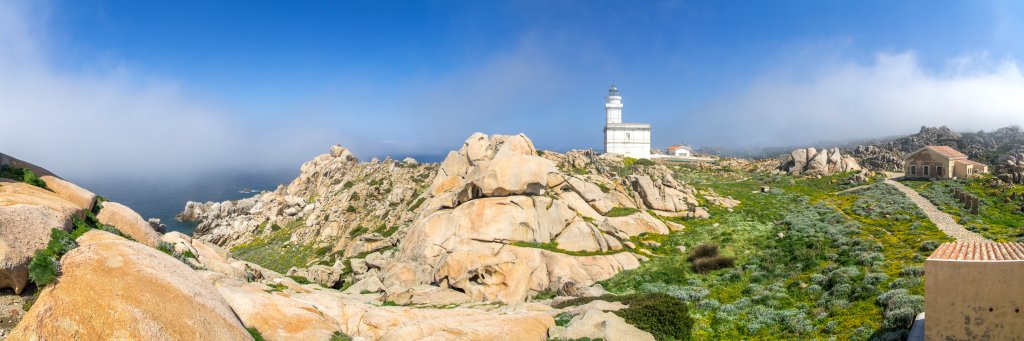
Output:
[0, 3, 567, 181]
[681, 51, 1024, 148]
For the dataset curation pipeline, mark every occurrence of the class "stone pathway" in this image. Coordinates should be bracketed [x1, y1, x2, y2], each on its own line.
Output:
[883, 178, 989, 242]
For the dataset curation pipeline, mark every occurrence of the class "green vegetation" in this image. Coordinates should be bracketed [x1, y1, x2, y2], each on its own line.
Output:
[157, 241, 197, 266]
[247, 327, 267, 341]
[407, 197, 426, 212]
[265, 283, 288, 292]
[231, 219, 327, 273]
[589, 165, 946, 340]
[0, 165, 48, 189]
[903, 177, 1024, 241]
[572, 168, 590, 175]
[553, 293, 693, 340]
[349, 225, 370, 237]
[596, 182, 611, 193]
[512, 241, 625, 257]
[330, 332, 353, 341]
[377, 224, 401, 237]
[605, 207, 639, 217]
[29, 201, 133, 288]
[686, 244, 734, 274]
[288, 275, 311, 284]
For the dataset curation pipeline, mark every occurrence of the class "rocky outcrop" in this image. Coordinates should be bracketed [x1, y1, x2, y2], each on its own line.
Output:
[7, 231, 251, 340]
[182, 133, 709, 305]
[780, 147, 861, 176]
[0, 180, 81, 294]
[96, 201, 162, 247]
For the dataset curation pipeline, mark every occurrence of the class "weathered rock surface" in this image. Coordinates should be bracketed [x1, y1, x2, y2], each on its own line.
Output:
[0, 180, 80, 294]
[96, 201, 162, 247]
[780, 147, 861, 176]
[8, 231, 251, 340]
[180, 133, 709, 305]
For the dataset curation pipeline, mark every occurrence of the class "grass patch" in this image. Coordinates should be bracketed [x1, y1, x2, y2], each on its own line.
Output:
[407, 197, 426, 212]
[512, 240, 625, 257]
[231, 219, 325, 273]
[594, 164, 943, 339]
[605, 207, 640, 217]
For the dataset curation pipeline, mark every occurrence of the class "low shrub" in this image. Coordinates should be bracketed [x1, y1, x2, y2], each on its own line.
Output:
[0, 166, 48, 189]
[899, 266, 925, 277]
[615, 293, 694, 340]
[919, 240, 940, 252]
[687, 244, 719, 261]
[556, 293, 693, 340]
[691, 255, 735, 274]
[876, 289, 924, 329]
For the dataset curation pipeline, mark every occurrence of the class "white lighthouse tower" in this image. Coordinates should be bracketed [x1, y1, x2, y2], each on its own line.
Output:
[603, 85, 651, 159]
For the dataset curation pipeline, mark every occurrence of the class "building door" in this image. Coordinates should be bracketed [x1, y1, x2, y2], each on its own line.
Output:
[937, 166, 943, 178]
[911, 165, 917, 175]
[924, 166, 930, 176]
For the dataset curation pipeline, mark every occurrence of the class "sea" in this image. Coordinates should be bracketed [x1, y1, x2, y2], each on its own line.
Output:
[80, 171, 296, 235]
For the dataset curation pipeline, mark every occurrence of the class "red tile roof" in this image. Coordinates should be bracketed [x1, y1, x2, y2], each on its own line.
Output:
[926, 145, 968, 159]
[929, 242, 1024, 261]
[957, 160, 988, 168]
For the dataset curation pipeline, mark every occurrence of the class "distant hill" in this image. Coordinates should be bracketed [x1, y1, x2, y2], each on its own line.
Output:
[848, 125, 1024, 183]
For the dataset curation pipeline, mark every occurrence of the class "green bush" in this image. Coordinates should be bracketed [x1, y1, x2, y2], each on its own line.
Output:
[28, 250, 58, 287]
[46, 228, 77, 256]
[552, 293, 693, 340]
[918, 240, 940, 252]
[614, 293, 693, 340]
[606, 207, 639, 217]
[0, 166, 48, 189]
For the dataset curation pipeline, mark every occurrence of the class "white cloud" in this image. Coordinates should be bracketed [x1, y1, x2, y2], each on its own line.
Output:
[681, 51, 1024, 148]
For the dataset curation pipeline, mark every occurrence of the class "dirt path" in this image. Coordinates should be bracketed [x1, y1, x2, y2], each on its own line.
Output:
[883, 178, 988, 242]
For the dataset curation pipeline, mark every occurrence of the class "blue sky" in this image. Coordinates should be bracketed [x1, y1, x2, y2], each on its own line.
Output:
[2, 1, 1023, 179]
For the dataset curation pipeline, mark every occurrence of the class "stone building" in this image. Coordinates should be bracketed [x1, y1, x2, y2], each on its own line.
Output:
[904, 145, 989, 179]
[924, 242, 1024, 339]
[603, 85, 651, 159]
[667, 145, 691, 157]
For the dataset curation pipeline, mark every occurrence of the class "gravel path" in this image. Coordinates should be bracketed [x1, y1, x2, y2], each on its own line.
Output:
[883, 179, 989, 242]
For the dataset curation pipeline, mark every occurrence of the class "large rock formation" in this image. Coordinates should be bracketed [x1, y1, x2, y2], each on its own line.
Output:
[780, 147, 861, 176]
[4, 149, 666, 340]
[7, 231, 252, 340]
[181, 133, 706, 304]
[96, 201, 163, 247]
[0, 180, 81, 294]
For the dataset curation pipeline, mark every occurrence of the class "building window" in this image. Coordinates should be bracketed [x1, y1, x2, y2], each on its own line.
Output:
[937, 166, 943, 177]
[911, 165, 917, 175]
[924, 166, 930, 176]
